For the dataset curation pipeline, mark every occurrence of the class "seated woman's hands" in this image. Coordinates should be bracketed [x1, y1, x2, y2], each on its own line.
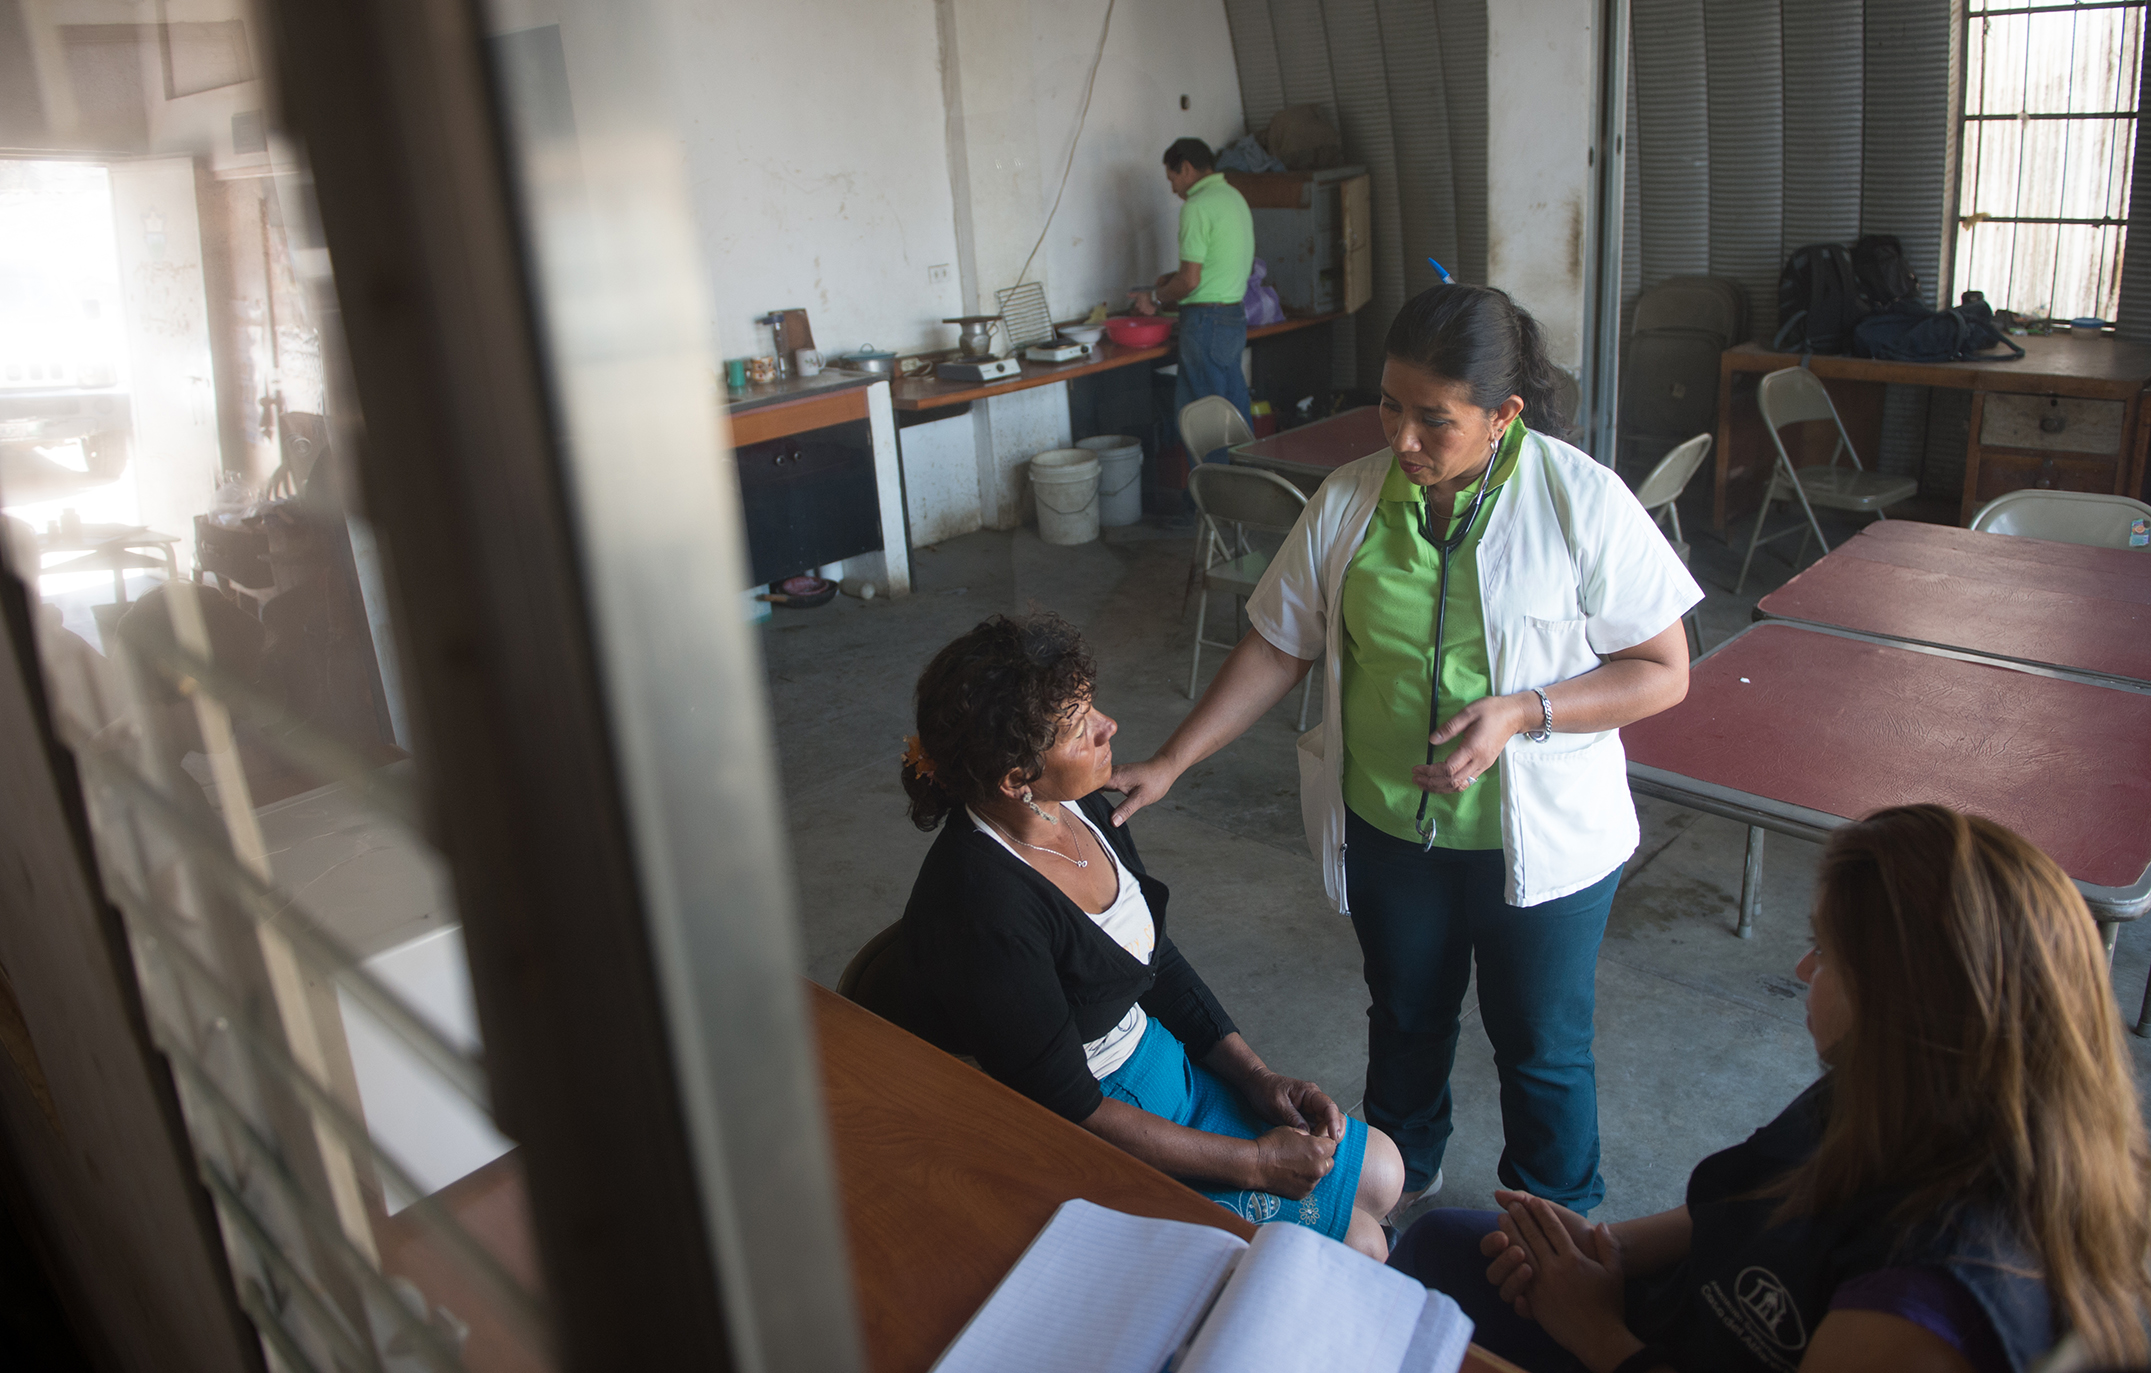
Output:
[1483, 1193, 1645, 1373]
[1251, 1125, 1337, 1198]
[1243, 1069, 1348, 1141]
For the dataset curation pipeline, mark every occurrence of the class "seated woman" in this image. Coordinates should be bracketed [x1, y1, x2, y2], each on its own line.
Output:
[865, 613, 1403, 1258]
[1389, 804, 2151, 1373]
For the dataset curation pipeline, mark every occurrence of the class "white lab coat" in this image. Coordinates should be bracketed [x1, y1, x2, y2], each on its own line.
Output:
[1246, 429, 1703, 910]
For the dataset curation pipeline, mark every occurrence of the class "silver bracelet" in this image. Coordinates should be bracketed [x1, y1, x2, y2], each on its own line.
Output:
[1526, 687, 1553, 743]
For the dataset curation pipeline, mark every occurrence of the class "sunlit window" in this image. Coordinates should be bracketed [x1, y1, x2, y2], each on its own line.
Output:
[1954, 0, 2143, 323]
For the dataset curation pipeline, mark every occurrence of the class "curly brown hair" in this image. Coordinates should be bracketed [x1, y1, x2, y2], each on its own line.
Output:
[902, 614, 1096, 830]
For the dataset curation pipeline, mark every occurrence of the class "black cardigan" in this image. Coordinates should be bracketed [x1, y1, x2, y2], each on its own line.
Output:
[869, 791, 1238, 1121]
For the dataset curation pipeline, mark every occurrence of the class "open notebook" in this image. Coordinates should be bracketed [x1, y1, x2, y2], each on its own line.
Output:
[931, 1199, 1473, 1373]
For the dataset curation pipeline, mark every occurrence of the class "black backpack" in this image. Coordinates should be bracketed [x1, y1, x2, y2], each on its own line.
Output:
[1851, 234, 1920, 309]
[1774, 244, 1867, 354]
[1852, 292, 2027, 363]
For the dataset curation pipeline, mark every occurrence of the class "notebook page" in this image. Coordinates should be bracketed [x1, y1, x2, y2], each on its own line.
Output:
[930, 1199, 1247, 1373]
[1397, 1285, 1474, 1373]
[1177, 1222, 1431, 1373]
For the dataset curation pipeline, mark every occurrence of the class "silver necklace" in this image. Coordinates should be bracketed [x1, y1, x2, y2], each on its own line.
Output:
[982, 812, 1089, 868]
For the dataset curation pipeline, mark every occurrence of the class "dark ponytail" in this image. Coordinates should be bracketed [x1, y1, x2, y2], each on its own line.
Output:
[1383, 284, 1570, 439]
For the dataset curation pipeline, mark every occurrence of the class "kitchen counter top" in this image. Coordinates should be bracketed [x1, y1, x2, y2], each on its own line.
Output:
[723, 367, 881, 414]
[889, 310, 1344, 411]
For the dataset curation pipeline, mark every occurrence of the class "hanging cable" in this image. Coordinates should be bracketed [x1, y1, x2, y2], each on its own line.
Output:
[1015, 0, 1118, 289]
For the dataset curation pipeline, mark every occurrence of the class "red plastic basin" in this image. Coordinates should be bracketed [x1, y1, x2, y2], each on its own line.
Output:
[1104, 316, 1174, 348]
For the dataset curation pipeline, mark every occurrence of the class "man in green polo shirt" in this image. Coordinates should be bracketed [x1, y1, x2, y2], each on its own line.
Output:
[1134, 138, 1255, 450]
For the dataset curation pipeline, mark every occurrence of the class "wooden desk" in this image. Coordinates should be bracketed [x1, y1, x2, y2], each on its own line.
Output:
[380, 985, 1521, 1373]
[1756, 522, 2151, 685]
[812, 985, 1520, 1373]
[1623, 621, 2151, 938]
[1229, 405, 1388, 486]
[889, 312, 1344, 412]
[1710, 334, 2151, 533]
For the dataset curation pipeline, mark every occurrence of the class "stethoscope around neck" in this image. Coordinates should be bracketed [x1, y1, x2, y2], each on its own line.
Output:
[1408, 436, 1502, 852]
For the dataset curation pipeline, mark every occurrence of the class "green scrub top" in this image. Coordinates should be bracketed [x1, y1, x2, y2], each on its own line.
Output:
[1176, 173, 1255, 306]
[1340, 420, 1526, 849]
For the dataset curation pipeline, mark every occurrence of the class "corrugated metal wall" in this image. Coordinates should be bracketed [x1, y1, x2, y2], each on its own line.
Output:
[1626, 0, 1965, 487]
[1220, 0, 1488, 392]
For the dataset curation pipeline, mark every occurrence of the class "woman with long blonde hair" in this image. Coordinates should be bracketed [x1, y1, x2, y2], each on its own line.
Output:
[1391, 804, 2151, 1372]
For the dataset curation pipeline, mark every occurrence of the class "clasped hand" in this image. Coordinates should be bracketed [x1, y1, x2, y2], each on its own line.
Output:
[1245, 1069, 1344, 1197]
[1412, 693, 1530, 794]
[1480, 1192, 1634, 1365]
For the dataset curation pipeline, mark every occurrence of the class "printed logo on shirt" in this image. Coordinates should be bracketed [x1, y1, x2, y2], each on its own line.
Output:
[1239, 1192, 1281, 1223]
[1699, 1266, 1807, 1373]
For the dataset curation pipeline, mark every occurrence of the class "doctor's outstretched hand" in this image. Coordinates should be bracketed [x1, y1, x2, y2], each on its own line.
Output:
[1106, 754, 1181, 827]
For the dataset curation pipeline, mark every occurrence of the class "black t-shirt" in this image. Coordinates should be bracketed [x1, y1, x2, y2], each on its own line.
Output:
[864, 791, 1238, 1121]
[1630, 1078, 2052, 1373]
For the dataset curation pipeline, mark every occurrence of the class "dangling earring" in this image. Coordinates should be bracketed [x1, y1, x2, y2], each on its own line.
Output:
[1022, 786, 1059, 824]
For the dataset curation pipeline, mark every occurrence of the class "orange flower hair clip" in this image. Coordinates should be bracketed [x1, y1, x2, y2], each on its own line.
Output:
[901, 734, 937, 782]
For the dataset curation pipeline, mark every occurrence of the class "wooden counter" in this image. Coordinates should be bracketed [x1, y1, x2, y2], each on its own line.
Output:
[889, 311, 1345, 411]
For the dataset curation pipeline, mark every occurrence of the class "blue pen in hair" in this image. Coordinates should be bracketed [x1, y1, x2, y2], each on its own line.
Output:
[1426, 257, 1455, 284]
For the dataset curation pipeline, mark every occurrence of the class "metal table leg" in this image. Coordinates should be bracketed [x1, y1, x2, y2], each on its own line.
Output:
[2136, 962, 2151, 1038]
[1738, 826, 1765, 939]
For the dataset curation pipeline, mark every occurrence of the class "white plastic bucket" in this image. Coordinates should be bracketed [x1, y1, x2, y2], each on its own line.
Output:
[1029, 448, 1101, 546]
[1078, 434, 1143, 526]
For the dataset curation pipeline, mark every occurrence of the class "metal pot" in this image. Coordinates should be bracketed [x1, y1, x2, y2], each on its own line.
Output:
[835, 346, 898, 375]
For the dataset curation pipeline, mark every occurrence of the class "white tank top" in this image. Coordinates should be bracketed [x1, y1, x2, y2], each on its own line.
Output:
[970, 801, 1155, 1079]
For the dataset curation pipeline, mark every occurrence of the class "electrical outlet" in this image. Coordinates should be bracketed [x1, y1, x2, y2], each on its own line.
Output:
[928, 264, 951, 286]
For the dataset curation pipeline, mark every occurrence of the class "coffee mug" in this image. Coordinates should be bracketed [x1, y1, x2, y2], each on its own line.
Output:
[795, 349, 824, 377]
[724, 357, 748, 389]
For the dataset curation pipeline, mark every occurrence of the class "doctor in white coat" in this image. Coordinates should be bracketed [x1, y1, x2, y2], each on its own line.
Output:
[1109, 284, 1701, 1220]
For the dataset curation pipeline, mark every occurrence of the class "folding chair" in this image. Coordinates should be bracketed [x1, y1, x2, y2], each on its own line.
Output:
[1970, 489, 2151, 548]
[1186, 464, 1312, 728]
[1631, 431, 1712, 655]
[1177, 396, 1258, 615]
[1736, 367, 1918, 594]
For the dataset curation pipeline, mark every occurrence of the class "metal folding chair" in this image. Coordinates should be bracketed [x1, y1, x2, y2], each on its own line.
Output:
[1736, 367, 1918, 594]
[1177, 396, 1259, 616]
[1186, 463, 1312, 728]
[1970, 489, 2151, 549]
[1631, 431, 1712, 656]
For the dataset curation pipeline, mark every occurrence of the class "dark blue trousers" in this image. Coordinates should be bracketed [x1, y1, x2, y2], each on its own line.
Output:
[1345, 808, 1618, 1209]
[1173, 302, 1251, 461]
[1388, 1208, 1590, 1373]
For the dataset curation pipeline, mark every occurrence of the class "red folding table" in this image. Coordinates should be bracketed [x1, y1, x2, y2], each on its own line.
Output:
[1622, 621, 2151, 954]
[1756, 522, 2151, 686]
[1227, 406, 1387, 487]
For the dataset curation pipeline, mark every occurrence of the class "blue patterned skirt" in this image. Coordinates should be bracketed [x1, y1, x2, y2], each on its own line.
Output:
[1097, 1018, 1367, 1241]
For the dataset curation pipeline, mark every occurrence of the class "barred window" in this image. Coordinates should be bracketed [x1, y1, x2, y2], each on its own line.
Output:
[1954, 0, 2145, 323]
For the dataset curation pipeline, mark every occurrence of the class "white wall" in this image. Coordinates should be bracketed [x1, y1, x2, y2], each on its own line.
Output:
[489, 0, 1245, 540]
[1486, 0, 1598, 375]
[1027, 0, 1246, 323]
[662, 0, 969, 360]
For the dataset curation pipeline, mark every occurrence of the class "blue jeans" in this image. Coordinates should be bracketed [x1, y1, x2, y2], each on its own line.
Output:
[1173, 303, 1251, 461]
[1345, 809, 1618, 1209]
[1388, 1208, 1591, 1373]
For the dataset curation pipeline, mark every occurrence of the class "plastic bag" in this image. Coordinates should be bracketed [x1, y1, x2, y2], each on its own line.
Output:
[1216, 134, 1286, 174]
[1243, 258, 1285, 327]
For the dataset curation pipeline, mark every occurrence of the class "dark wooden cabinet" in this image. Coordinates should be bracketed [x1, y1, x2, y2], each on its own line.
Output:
[732, 417, 883, 585]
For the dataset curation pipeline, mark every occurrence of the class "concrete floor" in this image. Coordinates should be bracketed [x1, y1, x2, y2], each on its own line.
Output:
[766, 503, 2151, 1225]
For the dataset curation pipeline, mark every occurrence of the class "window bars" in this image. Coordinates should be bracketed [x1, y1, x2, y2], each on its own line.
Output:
[1955, 0, 2146, 323]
